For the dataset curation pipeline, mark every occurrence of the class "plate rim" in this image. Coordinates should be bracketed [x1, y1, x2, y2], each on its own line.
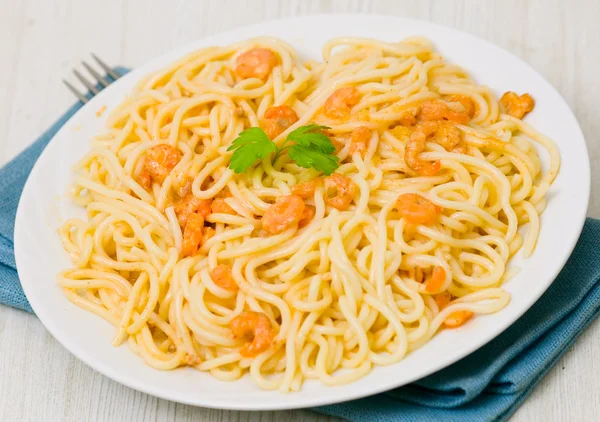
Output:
[14, 13, 590, 410]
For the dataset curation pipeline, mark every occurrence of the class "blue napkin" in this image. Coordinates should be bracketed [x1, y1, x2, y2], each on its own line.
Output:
[1, 67, 598, 422]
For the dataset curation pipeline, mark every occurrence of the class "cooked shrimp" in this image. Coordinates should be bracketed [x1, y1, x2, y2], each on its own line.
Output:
[210, 264, 237, 291]
[298, 205, 315, 228]
[331, 137, 345, 153]
[398, 106, 420, 126]
[230, 311, 275, 357]
[444, 94, 476, 118]
[434, 292, 452, 310]
[136, 167, 152, 190]
[425, 266, 446, 293]
[181, 213, 204, 257]
[500, 91, 535, 118]
[419, 101, 447, 121]
[349, 126, 372, 155]
[197, 199, 212, 218]
[174, 194, 212, 227]
[262, 195, 305, 235]
[235, 48, 278, 80]
[203, 227, 216, 243]
[323, 87, 360, 120]
[144, 144, 182, 184]
[324, 173, 356, 210]
[434, 122, 466, 154]
[421, 100, 470, 124]
[396, 193, 441, 225]
[443, 310, 474, 328]
[175, 177, 193, 198]
[291, 179, 320, 199]
[404, 121, 441, 175]
[262, 105, 299, 140]
[211, 198, 237, 215]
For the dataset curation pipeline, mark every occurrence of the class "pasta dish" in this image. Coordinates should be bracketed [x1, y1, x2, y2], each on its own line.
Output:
[58, 36, 559, 392]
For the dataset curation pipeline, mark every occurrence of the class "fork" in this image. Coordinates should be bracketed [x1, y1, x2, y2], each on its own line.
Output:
[62, 54, 121, 103]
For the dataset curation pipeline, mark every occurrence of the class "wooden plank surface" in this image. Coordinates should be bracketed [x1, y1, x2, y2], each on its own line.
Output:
[1, 1, 599, 421]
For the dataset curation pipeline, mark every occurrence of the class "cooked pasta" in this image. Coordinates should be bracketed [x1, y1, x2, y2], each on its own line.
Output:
[58, 36, 559, 391]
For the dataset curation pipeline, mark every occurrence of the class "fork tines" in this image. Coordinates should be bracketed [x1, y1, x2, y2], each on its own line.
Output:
[63, 55, 120, 103]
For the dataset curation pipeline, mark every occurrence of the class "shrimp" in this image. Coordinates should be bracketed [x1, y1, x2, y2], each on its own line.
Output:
[434, 122, 466, 154]
[210, 264, 238, 292]
[262, 195, 305, 235]
[404, 121, 441, 175]
[445, 94, 476, 118]
[398, 106, 420, 126]
[175, 177, 193, 198]
[144, 144, 182, 184]
[174, 194, 212, 227]
[425, 266, 446, 293]
[349, 126, 372, 155]
[323, 87, 361, 120]
[330, 137, 345, 154]
[443, 310, 474, 328]
[324, 173, 356, 210]
[235, 48, 278, 80]
[298, 205, 315, 228]
[262, 105, 299, 140]
[211, 198, 237, 215]
[291, 179, 320, 199]
[396, 193, 442, 225]
[230, 311, 275, 357]
[420, 101, 449, 121]
[500, 91, 535, 119]
[197, 200, 212, 218]
[136, 167, 152, 190]
[431, 286, 474, 328]
[181, 213, 204, 257]
[434, 292, 452, 310]
[420, 100, 470, 124]
[203, 227, 216, 243]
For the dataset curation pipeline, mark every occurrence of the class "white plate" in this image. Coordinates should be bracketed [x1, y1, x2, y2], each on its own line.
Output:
[15, 14, 590, 410]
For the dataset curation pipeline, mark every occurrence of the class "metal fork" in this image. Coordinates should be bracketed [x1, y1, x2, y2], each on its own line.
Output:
[63, 54, 121, 103]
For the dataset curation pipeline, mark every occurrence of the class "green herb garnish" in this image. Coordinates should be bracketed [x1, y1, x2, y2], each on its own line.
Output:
[226, 127, 277, 174]
[227, 124, 339, 175]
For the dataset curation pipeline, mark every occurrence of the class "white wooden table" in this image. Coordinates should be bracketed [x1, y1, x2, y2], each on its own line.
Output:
[1, 1, 599, 421]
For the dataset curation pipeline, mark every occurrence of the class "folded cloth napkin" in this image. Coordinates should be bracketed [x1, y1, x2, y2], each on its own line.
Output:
[1, 67, 598, 422]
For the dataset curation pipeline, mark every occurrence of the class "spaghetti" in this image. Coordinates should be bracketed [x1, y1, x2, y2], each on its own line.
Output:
[58, 36, 559, 391]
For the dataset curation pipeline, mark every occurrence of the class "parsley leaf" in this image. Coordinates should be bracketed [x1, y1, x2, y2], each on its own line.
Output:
[227, 127, 277, 173]
[287, 124, 336, 154]
[227, 124, 340, 175]
[288, 144, 340, 175]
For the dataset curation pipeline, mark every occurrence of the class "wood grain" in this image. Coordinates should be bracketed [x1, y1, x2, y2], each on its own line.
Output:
[1, 0, 599, 421]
